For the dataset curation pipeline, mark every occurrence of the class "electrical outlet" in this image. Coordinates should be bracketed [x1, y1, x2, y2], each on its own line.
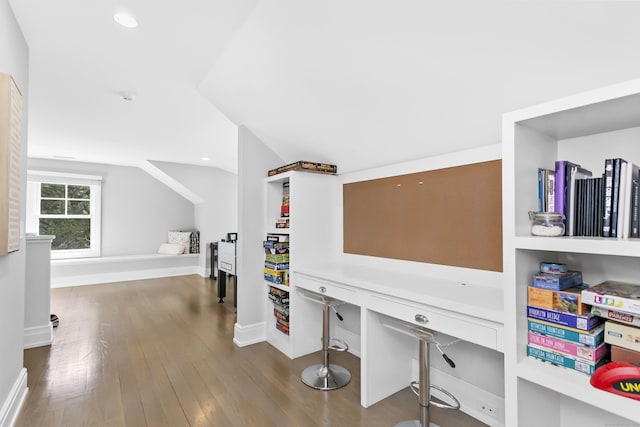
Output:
[480, 402, 498, 418]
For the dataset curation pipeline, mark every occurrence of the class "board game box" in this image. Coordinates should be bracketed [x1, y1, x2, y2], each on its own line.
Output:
[532, 271, 583, 290]
[528, 331, 609, 362]
[527, 306, 602, 331]
[527, 344, 608, 376]
[581, 281, 640, 316]
[528, 319, 605, 347]
[527, 284, 590, 315]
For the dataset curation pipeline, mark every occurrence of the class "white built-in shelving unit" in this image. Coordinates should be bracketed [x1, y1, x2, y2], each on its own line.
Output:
[263, 171, 338, 359]
[503, 79, 640, 426]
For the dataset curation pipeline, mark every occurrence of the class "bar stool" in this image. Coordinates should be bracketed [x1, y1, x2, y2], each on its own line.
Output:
[382, 317, 460, 427]
[298, 287, 351, 391]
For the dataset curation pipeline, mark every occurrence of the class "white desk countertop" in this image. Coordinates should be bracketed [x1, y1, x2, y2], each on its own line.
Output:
[294, 262, 504, 325]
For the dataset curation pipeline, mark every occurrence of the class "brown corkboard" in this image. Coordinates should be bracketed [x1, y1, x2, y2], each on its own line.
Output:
[343, 160, 502, 272]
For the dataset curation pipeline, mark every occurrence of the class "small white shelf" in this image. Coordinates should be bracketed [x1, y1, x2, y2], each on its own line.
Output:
[513, 235, 640, 257]
[516, 358, 640, 424]
[265, 281, 290, 293]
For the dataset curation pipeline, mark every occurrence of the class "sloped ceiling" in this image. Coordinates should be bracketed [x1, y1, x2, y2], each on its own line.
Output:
[200, 0, 640, 173]
[9, 1, 640, 175]
[9, 0, 258, 173]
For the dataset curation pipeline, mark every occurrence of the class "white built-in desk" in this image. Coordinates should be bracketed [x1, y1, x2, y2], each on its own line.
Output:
[294, 263, 504, 408]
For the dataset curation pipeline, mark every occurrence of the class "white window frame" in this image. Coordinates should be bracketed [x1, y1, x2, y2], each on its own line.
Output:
[27, 170, 102, 259]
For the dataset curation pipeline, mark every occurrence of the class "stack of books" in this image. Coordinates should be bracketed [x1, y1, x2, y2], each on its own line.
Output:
[281, 181, 289, 217]
[538, 158, 640, 237]
[263, 238, 289, 285]
[526, 262, 608, 375]
[268, 286, 290, 335]
[582, 281, 640, 363]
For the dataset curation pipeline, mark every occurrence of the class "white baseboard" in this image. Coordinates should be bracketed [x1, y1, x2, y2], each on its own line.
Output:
[24, 323, 53, 349]
[233, 321, 266, 347]
[51, 266, 200, 288]
[0, 368, 27, 427]
[411, 362, 505, 427]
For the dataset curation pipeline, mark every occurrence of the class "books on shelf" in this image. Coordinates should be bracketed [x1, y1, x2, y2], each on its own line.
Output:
[581, 281, 640, 316]
[537, 157, 640, 238]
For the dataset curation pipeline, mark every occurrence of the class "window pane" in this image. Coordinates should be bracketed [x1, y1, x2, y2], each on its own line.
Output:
[40, 218, 91, 250]
[41, 200, 65, 215]
[68, 185, 90, 199]
[68, 200, 90, 215]
[41, 183, 65, 198]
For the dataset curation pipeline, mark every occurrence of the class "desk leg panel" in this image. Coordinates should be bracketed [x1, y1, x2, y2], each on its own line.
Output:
[361, 309, 416, 408]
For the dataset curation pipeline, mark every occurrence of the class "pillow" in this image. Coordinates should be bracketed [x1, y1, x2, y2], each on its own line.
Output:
[157, 243, 186, 255]
[168, 231, 191, 254]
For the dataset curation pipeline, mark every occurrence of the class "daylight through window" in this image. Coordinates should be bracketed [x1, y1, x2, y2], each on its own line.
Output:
[27, 171, 102, 259]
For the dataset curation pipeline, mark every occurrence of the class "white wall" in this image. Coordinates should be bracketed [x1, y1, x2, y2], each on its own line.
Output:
[151, 161, 237, 276]
[235, 126, 283, 345]
[0, 1, 29, 424]
[27, 158, 195, 256]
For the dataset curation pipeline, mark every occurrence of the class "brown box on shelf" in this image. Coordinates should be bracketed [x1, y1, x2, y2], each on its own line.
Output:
[268, 161, 337, 177]
[527, 284, 590, 315]
[611, 345, 640, 363]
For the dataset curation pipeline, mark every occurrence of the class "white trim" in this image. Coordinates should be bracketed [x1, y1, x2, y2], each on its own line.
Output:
[233, 321, 266, 347]
[23, 324, 53, 349]
[27, 170, 102, 185]
[51, 254, 200, 287]
[0, 368, 27, 427]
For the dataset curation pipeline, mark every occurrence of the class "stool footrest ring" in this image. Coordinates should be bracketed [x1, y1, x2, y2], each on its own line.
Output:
[409, 381, 460, 410]
[328, 338, 349, 352]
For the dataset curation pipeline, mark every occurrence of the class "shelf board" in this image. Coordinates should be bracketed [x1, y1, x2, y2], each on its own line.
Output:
[513, 235, 640, 257]
[265, 281, 290, 293]
[516, 357, 640, 423]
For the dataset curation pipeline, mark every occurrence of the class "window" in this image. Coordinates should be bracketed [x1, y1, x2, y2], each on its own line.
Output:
[27, 171, 102, 259]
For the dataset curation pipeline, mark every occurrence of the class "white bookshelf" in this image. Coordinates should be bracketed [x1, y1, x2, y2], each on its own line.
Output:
[263, 171, 339, 358]
[503, 79, 640, 426]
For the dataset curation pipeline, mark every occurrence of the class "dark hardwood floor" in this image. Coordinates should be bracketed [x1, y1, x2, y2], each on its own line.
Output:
[15, 275, 487, 426]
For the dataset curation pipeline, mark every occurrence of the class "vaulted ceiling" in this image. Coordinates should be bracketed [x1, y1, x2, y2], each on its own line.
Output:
[9, 1, 640, 174]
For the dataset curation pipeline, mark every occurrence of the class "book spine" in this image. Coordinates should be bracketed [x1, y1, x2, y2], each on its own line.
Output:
[611, 158, 626, 237]
[554, 161, 568, 218]
[538, 168, 545, 212]
[547, 170, 555, 212]
[527, 306, 602, 331]
[633, 173, 640, 238]
[528, 332, 609, 362]
[528, 319, 605, 347]
[527, 345, 607, 375]
[603, 159, 614, 236]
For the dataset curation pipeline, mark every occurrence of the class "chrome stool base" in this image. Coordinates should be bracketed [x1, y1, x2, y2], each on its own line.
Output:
[301, 363, 351, 390]
[394, 421, 439, 427]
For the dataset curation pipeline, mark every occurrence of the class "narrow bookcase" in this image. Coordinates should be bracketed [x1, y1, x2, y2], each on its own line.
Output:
[503, 79, 640, 426]
[263, 171, 338, 358]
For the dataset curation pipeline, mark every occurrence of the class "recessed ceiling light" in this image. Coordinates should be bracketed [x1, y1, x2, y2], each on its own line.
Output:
[114, 12, 138, 29]
[201, 157, 210, 161]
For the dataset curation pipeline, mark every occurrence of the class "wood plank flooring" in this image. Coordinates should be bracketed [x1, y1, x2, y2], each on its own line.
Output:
[15, 275, 488, 427]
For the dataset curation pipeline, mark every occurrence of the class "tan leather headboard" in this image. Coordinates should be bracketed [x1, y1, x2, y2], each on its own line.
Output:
[343, 160, 503, 272]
